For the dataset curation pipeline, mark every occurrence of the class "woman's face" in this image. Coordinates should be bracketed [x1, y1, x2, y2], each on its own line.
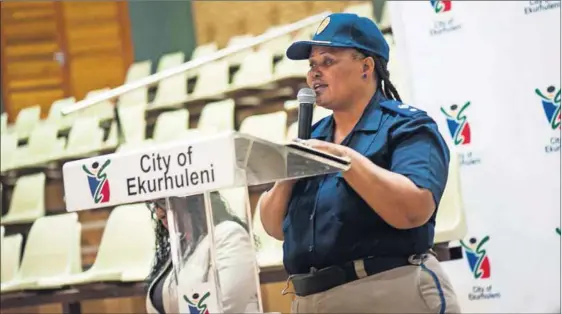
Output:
[154, 200, 193, 235]
[154, 205, 168, 230]
[306, 46, 366, 110]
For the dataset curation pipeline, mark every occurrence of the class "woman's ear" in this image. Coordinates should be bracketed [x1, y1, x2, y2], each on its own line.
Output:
[362, 57, 375, 80]
[365, 56, 375, 75]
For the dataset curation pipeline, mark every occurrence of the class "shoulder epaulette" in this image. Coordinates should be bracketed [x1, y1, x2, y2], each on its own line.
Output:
[379, 100, 426, 117]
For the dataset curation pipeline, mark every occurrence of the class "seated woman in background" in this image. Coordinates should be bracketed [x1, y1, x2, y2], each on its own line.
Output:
[145, 192, 259, 314]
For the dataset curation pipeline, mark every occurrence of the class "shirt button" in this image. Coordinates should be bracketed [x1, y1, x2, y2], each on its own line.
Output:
[308, 245, 313, 252]
[309, 214, 314, 220]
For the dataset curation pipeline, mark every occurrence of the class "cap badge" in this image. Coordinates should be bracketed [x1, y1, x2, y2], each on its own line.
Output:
[316, 17, 331, 35]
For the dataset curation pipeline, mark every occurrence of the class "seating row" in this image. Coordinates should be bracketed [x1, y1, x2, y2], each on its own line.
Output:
[0, 103, 331, 225]
[1, 206, 154, 294]
[1, 99, 331, 174]
[0, 183, 299, 295]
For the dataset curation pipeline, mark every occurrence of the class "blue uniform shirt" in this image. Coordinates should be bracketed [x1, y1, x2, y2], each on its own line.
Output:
[282, 90, 450, 275]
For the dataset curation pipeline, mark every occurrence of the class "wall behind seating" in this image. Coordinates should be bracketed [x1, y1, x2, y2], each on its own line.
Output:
[0, 1, 133, 122]
[372, 0, 387, 21]
[191, 0, 370, 47]
[128, 1, 197, 71]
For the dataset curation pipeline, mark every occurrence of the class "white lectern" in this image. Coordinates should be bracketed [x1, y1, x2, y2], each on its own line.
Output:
[62, 131, 350, 313]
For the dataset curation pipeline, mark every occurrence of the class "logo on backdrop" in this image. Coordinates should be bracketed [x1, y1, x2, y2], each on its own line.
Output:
[430, 0, 452, 13]
[184, 292, 211, 314]
[428, 0, 462, 36]
[556, 227, 561, 236]
[535, 85, 561, 154]
[536, 85, 561, 130]
[441, 102, 472, 146]
[83, 160, 111, 204]
[461, 236, 491, 279]
[461, 236, 501, 301]
[524, 1, 561, 15]
[441, 102, 481, 166]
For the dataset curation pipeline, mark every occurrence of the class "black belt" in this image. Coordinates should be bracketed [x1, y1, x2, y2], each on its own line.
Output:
[290, 254, 428, 297]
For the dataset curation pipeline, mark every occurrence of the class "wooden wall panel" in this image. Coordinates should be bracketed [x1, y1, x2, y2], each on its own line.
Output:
[0, 1, 67, 122]
[1, 304, 61, 314]
[192, 1, 368, 47]
[81, 296, 146, 314]
[0, 1, 133, 123]
[60, 1, 133, 100]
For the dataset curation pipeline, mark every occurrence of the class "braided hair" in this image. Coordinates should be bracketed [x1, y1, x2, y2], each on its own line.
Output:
[373, 56, 402, 102]
[352, 50, 402, 102]
[148, 208, 171, 282]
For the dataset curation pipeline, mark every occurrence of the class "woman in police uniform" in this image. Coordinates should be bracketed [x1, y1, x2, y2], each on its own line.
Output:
[259, 13, 461, 313]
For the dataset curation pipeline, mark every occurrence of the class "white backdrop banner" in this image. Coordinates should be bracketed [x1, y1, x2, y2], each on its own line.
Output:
[389, 1, 561, 312]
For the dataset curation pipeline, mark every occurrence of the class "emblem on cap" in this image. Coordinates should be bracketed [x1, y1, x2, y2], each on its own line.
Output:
[316, 17, 330, 35]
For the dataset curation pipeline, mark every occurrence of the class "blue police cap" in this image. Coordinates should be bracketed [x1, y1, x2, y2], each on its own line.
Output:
[286, 13, 389, 61]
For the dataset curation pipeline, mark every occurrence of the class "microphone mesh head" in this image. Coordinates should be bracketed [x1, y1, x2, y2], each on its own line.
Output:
[297, 88, 316, 104]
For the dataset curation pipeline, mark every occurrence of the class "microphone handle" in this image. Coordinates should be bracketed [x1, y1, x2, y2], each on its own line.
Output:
[298, 102, 314, 140]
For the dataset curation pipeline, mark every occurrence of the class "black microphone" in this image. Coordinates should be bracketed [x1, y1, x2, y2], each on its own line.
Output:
[297, 88, 316, 140]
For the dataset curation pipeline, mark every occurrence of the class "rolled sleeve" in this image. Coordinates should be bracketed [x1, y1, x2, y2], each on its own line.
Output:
[389, 115, 450, 207]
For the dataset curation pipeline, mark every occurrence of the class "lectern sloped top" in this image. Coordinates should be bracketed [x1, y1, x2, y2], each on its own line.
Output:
[62, 131, 350, 212]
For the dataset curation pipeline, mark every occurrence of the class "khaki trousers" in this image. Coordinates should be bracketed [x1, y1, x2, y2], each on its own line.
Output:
[290, 255, 461, 313]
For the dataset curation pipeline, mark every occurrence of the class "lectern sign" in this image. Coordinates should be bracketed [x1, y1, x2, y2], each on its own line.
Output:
[62, 134, 237, 211]
[125, 145, 218, 197]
